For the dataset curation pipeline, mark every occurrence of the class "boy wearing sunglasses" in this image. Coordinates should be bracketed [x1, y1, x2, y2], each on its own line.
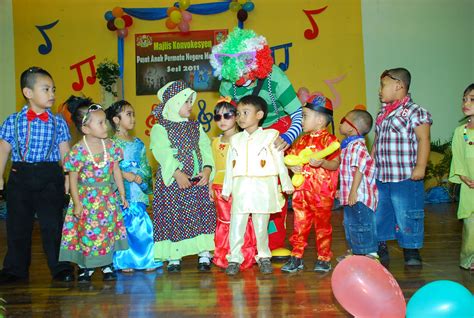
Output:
[337, 108, 379, 262]
[282, 95, 340, 273]
[374, 68, 432, 267]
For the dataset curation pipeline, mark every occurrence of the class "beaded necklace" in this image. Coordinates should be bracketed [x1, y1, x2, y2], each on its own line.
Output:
[463, 118, 473, 146]
[83, 136, 108, 168]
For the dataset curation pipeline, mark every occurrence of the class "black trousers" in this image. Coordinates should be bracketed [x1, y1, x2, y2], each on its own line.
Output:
[3, 162, 71, 278]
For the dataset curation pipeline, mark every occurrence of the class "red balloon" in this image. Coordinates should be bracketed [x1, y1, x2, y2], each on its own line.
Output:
[331, 256, 406, 318]
[122, 15, 133, 28]
[107, 20, 117, 31]
[237, 9, 248, 22]
[117, 28, 128, 38]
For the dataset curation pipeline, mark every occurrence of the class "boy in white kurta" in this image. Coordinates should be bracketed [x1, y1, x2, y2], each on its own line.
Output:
[222, 95, 294, 275]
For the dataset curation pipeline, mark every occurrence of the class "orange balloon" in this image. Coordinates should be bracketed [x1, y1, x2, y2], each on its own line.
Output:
[165, 18, 177, 29]
[112, 7, 123, 18]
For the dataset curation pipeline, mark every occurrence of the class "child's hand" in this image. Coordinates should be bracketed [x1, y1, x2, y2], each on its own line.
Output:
[123, 171, 136, 183]
[460, 175, 474, 188]
[348, 191, 357, 206]
[121, 194, 129, 209]
[196, 167, 211, 186]
[289, 165, 302, 174]
[221, 194, 229, 201]
[208, 184, 214, 202]
[274, 136, 290, 152]
[335, 190, 340, 199]
[174, 170, 192, 189]
[410, 165, 426, 180]
[133, 174, 143, 184]
[309, 158, 324, 168]
[73, 202, 83, 218]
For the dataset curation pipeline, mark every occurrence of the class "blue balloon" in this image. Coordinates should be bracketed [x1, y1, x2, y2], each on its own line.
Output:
[242, 2, 255, 12]
[406, 280, 473, 318]
[104, 11, 114, 21]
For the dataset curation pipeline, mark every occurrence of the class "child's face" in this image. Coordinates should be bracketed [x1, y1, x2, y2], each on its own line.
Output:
[178, 95, 194, 118]
[236, 103, 263, 131]
[462, 90, 474, 117]
[339, 113, 360, 137]
[379, 76, 402, 103]
[116, 105, 135, 131]
[24, 75, 56, 111]
[83, 110, 108, 139]
[302, 108, 326, 133]
[214, 107, 236, 133]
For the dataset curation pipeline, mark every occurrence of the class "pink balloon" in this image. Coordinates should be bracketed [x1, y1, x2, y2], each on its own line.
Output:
[297, 87, 310, 104]
[331, 256, 406, 318]
[178, 21, 190, 33]
[182, 11, 192, 22]
[117, 28, 128, 38]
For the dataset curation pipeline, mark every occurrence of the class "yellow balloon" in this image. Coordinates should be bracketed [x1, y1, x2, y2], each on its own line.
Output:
[311, 141, 340, 160]
[229, 2, 241, 12]
[179, 0, 191, 10]
[284, 154, 301, 166]
[292, 174, 305, 188]
[170, 10, 182, 24]
[237, 0, 247, 4]
[299, 148, 313, 164]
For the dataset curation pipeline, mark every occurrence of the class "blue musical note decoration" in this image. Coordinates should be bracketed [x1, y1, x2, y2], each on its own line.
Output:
[197, 99, 213, 132]
[35, 20, 59, 55]
[270, 43, 293, 72]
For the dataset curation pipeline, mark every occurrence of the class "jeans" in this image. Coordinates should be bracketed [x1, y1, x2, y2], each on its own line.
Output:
[375, 179, 424, 248]
[343, 202, 377, 254]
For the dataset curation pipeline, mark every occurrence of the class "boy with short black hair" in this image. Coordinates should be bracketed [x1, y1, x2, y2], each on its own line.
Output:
[222, 95, 294, 276]
[0, 66, 73, 283]
[338, 108, 378, 261]
[374, 67, 432, 266]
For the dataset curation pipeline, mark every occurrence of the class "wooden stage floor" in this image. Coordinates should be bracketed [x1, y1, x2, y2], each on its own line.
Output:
[0, 203, 472, 317]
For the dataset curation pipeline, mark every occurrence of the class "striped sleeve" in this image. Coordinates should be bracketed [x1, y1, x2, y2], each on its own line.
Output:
[280, 108, 302, 145]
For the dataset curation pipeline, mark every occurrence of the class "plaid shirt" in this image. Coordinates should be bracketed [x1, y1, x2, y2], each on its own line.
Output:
[0, 105, 71, 163]
[340, 138, 378, 211]
[374, 98, 432, 182]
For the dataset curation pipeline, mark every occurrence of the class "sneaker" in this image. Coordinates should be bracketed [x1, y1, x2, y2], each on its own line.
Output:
[77, 268, 94, 283]
[225, 262, 240, 276]
[313, 260, 332, 273]
[258, 258, 273, 274]
[403, 248, 422, 266]
[167, 261, 181, 273]
[377, 242, 390, 267]
[281, 256, 304, 273]
[197, 257, 212, 272]
[336, 250, 353, 263]
[102, 265, 117, 281]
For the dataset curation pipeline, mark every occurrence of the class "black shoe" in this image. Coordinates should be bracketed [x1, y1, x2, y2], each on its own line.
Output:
[167, 263, 181, 273]
[77, 268, 93, 283]
[281, 256, 304, 273]
[53, 269, 75, 282]
[197, 258, 211, 272]
[313, 260, 332, 273]
[0, 270, 28, 284]
[377, 242, 390, 267]
[102, 265, 117, 281]
[403, 248, 422, 266]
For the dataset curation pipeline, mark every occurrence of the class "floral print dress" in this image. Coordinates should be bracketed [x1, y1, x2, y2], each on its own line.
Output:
[59, 140, 128, 268]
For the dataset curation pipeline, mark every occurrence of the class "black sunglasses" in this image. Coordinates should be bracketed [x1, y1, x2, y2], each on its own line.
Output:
[214, 112, 235, 122]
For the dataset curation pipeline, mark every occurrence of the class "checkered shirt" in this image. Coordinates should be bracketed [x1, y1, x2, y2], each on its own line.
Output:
[0, 105, 71, 162]
[374, 98, 432, 182]
[340, 139, 378, 211]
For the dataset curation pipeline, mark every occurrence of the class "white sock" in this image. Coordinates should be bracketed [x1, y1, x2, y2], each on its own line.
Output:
[168, 259, 181, 266]
[198, 251, 211, 258]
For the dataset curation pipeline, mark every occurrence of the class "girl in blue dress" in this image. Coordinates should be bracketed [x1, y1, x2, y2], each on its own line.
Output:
[106, 100, 162, 272]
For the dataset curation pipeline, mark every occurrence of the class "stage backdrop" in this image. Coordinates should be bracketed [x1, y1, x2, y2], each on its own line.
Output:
[11, 0, 366, 164]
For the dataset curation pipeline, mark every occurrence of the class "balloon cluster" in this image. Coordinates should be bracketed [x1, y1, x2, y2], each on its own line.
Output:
[229, 0, 255, 23]
[105, 7, 133, 38]
[166, 0, 193, 33]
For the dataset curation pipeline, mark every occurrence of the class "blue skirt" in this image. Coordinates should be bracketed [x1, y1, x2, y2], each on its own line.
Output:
[114, 202, 163, 270]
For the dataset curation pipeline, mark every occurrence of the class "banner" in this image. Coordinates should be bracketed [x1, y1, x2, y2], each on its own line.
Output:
[135, 29, 228, 95]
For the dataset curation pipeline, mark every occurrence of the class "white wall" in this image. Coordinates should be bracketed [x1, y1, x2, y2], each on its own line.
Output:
[362, 0, 473, 143]
[0, 0, 15, 122]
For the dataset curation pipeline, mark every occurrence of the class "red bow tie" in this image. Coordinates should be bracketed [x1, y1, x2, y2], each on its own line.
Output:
[26, 109, 49, 122]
